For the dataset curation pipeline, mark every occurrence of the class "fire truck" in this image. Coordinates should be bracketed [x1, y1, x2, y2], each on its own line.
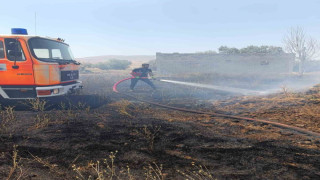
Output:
[0, 28, 82, 99]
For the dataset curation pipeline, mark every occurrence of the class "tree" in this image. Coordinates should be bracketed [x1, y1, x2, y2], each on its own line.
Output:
[218, 45, 284, 54]
[218, 46, 240, 54]
[196, 50, 217, 54]
[283, 26, 319, 75]
[240, 45, 284, 54]
[94, 59, 131, 70]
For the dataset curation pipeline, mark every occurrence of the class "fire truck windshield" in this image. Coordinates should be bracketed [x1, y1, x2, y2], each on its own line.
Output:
[28, 37, 75, 63]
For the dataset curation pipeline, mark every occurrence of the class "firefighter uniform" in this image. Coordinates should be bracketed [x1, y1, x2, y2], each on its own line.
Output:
[130, 65, 156, 90]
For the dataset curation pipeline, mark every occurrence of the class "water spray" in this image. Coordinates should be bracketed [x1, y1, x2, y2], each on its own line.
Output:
[113, 76, 278, 95]
[159, 79, 276, 95]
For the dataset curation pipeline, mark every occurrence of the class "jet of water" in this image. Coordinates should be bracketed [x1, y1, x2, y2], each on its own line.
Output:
[160, 79, 278, 95]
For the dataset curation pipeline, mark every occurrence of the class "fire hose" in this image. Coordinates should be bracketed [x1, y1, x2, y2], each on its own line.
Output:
[113, 76, 320, 139]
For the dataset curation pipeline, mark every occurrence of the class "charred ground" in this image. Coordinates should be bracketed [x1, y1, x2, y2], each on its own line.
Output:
[1, 72, 320, 179]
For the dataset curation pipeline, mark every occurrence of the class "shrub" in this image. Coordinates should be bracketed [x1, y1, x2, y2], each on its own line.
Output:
[95, 59, 131, 70]
[79, 63, 93, 74]
[80, 59, 131, 73]
[218, 45, 284, 54]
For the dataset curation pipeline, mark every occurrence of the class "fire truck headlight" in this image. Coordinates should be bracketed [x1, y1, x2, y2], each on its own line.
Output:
[53, 89, 59, 94]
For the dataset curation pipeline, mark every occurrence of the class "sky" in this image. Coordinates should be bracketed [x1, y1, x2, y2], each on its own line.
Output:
[0, 0, 319, 58]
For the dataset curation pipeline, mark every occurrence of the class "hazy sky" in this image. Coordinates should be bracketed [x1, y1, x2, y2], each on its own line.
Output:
[0, 0, 319, 58]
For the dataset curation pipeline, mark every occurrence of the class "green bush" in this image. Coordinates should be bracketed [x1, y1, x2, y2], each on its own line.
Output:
[95, 59, 131, 70]
[80, 59, 132, 73]
[79, 63, 93, 74]
[218, 45, 284, 54]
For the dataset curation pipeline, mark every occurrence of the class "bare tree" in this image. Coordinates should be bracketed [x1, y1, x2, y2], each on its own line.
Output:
[283, 26, 319, 75]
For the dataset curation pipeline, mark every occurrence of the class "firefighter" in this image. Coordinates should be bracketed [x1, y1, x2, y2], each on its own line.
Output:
[130, 63, 156, 91]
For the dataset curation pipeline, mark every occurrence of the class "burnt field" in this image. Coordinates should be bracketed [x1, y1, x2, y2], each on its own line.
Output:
[1, 72, 320, 179]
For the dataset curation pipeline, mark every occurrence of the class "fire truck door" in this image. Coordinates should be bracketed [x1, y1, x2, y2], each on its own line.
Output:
[0, 38, 34, 86]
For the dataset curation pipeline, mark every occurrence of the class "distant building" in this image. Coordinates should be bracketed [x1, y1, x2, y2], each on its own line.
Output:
[156, 52, 295, 76]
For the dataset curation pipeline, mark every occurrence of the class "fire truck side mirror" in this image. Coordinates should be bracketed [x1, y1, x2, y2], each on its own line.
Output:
[8, 50, 21, 69]
[12, 65, 19, 69]
[8, 50, 22, 57]
[8, 42, 17, 50]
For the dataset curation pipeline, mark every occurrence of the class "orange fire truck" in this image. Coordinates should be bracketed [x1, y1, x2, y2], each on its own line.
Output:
[0, 28, 82, 99]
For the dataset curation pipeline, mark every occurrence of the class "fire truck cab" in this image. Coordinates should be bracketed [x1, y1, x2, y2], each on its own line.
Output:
[0, 28, 82, 99]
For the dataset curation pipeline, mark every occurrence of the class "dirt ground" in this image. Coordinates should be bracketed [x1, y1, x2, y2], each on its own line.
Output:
[1, 72, 320, 179]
